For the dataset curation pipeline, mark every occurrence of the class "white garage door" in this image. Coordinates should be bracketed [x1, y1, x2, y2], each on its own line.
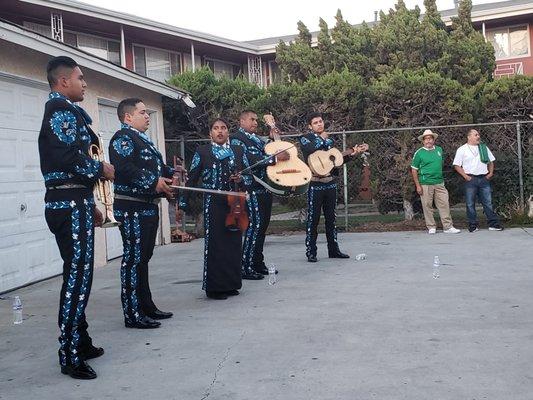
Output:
[0, 75, 62, 293]
[98, 103, 123, 260]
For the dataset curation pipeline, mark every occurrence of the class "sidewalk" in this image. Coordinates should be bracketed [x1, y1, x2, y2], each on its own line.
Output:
[1, 228, 532, 400]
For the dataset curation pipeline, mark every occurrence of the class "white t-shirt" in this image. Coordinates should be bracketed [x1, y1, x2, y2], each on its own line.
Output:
[452, 143, 495, 175]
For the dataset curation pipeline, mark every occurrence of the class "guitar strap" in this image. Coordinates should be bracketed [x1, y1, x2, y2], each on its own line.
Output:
[252, 175, 287, 196]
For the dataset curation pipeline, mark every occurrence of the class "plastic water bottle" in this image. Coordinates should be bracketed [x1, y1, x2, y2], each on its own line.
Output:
[13, 296, 23, 325]
[355, 253, 367, 261]
[268, 265, 277, 285]
[433, 256, 440, 279]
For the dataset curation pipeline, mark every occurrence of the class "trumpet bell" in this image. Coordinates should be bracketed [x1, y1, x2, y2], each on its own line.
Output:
[100, 208, 121, 228]
[101, 218, 120, 228]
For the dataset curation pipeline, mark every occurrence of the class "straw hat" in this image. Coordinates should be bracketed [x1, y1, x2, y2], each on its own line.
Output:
[418, 129, 438, 142]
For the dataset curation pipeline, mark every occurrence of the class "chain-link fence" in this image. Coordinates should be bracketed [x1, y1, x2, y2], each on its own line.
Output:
[166, 121, 533, 235]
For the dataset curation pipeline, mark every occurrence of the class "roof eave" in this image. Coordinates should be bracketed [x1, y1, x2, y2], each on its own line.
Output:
[0, 19, 187, 100]
[20, 0, 261, 54]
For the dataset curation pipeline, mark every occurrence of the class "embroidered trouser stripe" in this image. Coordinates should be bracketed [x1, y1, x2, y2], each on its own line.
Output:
[202, 195, 212, 290]
[242, 192, 260, 274]
[115, 200, 158, 320]
[305, 183, 339, 257]
[45, 196, 95, 367]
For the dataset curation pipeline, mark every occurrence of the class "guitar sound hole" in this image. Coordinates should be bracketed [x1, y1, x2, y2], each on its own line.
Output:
[275, 179, 280, 182]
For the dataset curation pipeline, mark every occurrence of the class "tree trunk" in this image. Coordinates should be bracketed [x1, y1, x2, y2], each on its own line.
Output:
[528, 195, 533, 218]
[403, 199, 414, 221]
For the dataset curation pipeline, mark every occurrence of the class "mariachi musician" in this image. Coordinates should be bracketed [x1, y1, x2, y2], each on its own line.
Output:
[179, 118, 252, 300]
[109, 98, 174, 329]
[39, 56, 114, 380]
[299, 112, 368, 263]
[229, 110, 289, 280]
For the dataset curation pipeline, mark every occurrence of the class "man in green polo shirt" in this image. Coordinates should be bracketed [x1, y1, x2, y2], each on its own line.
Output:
[411, 129, 461, 235]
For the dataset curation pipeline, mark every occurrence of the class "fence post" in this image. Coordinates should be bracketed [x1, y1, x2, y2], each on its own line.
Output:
[342, 132, 348, 231]
[516, 121, 525, 211]
[180, 135, 186, 231]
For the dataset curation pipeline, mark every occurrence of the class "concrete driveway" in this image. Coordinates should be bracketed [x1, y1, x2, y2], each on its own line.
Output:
[1, 228, 532, 400]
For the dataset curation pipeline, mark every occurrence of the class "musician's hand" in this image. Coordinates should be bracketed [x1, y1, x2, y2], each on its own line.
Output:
[276, 151, 290, 162]
[416, 185, 423, 195]
[230, 174, 242, 183]
[94, 207, 104, 227]
[351, 143, 369, 156]
[156, 177, 173, 196]
[269, 127, 281, 139]
[485, 173, 493, 180]
[102, 162, 115, 181]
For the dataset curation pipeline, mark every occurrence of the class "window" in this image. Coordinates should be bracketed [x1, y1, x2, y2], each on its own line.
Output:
[22, 22, 120, 65]
[77, 33, 120, 65]
[486, 25, 529, 60]
[268, 61, 281, 85]
[205, 58, 242, 79]
[133, 46, 181, 82]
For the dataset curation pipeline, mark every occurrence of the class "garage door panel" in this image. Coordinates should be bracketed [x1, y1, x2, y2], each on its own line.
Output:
[0, 76, 59, 292]
[22, 187, 46, 230]
[0, 188, 21, 237]
[0, 132, 18, 181]
[22, 136, 41, 180]
[0, 84, 16, 119]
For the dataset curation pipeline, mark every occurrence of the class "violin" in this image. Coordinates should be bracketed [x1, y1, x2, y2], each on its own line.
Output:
[225, 172, 249, 232]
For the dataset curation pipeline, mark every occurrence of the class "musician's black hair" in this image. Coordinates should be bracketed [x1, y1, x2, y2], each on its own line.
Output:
[239, 110, 257, 118]
[46, 56, 78, 88]
[307, 112, 323, 125]
[117, 98, 144, 122]
[209, 117, 230, 130]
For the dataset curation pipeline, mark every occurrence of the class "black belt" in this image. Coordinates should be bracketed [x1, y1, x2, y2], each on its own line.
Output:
[48, 184, 89, 190]
[467, 174, 486, 177]
[114, 194, 159, 204]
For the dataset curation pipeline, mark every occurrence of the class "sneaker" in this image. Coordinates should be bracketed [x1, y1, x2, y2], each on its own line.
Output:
[468, 225, 478, 233]
[428, 228, 437, 235]
[488, 225, 504, 231]
[443, 227, 461, 234]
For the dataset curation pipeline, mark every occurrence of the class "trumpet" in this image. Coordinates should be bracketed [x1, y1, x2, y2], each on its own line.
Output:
[89, 134, 120, 228]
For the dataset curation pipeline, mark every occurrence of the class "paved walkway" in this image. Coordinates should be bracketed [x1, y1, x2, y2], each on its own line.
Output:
[1, 228, 532, 400]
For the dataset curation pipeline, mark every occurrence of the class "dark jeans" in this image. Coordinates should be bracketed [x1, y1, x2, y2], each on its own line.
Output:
[464, 175, 500, 227]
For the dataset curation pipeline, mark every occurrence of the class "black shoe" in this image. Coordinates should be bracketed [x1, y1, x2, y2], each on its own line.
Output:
[329, 251, 350, 258]
[468, 225, 479, 233]
[307, 255, 317, 263]
[61, 361, 97, 380]
[225, 290, 240, 296]
[206, 291, 228, 300]
[242, 271, 264, 280]
[254, 267, 278, 275]
[125, 316, 161, 329]
[146, 309, 173, 320]
[79, 345, 104, 360]
[488, 224, 504, 231]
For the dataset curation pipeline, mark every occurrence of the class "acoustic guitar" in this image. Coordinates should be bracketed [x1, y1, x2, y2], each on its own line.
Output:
[308, 143, 369, 177]
[259, 114, 312, 197]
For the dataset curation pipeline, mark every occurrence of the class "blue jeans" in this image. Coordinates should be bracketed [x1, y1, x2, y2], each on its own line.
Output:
[464, 175, 500, 227]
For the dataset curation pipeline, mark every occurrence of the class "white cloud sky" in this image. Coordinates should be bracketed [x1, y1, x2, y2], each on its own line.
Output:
[78, 0, 503, 41]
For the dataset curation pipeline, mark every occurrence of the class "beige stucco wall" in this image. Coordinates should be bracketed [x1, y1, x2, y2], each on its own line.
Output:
[0, 40, 172, 268]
